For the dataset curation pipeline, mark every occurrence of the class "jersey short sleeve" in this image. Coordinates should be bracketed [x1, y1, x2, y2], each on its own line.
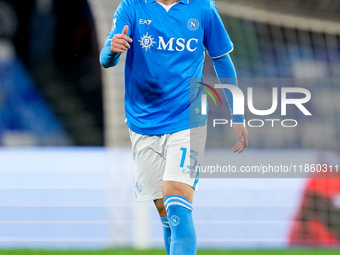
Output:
[203, 0, 233, 58]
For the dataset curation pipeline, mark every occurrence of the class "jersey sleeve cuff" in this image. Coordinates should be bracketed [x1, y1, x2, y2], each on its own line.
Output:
[210, 47, 234, 59]
[232, 114, 245, 124]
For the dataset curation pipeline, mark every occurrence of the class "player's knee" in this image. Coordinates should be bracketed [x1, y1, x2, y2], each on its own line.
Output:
[162, 181, 194, 202]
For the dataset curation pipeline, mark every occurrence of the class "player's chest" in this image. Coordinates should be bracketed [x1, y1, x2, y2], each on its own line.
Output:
[133, 4, 203, 52]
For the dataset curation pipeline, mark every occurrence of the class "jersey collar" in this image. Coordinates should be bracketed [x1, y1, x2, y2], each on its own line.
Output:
[145, 0, 189, 4]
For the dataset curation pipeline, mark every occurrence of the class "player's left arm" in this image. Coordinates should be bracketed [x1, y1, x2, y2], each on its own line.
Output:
[203, 0, 248, 153]
[211, 54, 248, 153]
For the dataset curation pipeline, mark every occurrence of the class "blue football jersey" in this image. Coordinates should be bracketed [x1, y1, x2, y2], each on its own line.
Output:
[101, 0, 234, 135]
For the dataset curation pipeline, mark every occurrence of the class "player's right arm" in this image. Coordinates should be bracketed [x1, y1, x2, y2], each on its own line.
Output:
[100, 25, 132, 68]
[99, 0, 133, 68]
[110, 25, 132, 53]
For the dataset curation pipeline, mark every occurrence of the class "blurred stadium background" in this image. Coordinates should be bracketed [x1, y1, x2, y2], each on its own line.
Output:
[0, 0, 340, 253]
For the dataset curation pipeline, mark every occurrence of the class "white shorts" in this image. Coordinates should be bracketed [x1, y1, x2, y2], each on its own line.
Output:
[129, 125, 207, 202]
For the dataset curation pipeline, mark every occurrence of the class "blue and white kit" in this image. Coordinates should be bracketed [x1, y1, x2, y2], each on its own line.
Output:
[100, 0, 244, 201]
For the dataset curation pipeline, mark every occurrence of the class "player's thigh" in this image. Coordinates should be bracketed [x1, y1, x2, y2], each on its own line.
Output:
[163, 125, 207, 196]
[129, 129, 165, 202]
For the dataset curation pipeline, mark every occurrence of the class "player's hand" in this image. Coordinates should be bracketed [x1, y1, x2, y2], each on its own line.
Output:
[110, 25, 133, 53]
[232, 123, 248, 153]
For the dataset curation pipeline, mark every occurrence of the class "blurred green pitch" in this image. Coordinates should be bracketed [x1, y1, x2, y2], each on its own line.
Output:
[0, 250, 340, 255]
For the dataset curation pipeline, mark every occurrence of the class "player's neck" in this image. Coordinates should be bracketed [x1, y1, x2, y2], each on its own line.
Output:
[156, 0, 179, 6]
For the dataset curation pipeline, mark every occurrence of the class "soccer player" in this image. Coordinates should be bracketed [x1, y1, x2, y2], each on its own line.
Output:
[100, 0, 248, 254]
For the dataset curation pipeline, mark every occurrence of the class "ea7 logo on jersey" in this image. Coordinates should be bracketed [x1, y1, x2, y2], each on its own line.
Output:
[139, 19, 152, 25]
